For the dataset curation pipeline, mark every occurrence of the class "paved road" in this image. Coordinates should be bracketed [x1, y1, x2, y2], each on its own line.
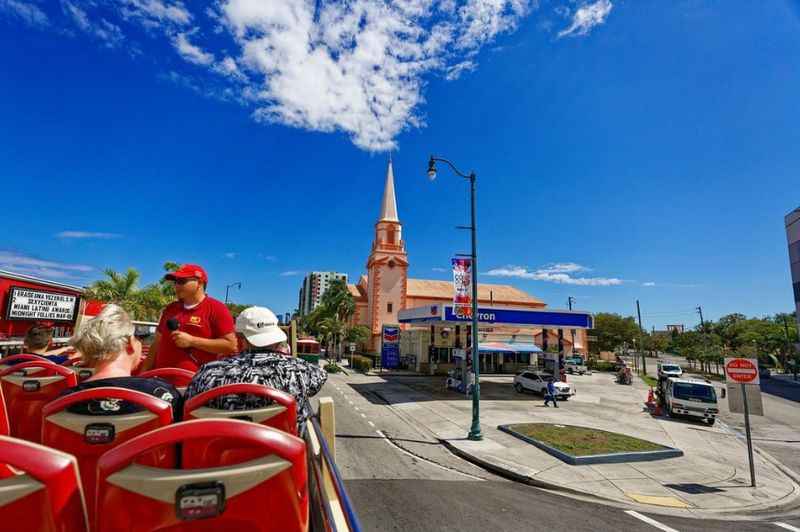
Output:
[316, 372, 800, 532]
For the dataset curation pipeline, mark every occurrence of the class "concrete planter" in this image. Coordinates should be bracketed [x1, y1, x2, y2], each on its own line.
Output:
[498, 424, 684, 465]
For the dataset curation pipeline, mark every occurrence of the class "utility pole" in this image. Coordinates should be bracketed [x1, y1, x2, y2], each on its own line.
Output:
[696, 306, 706, 330]
[568, 297, 576, 355]
[783, 315, 795, 380]
[697, 305, 710, 373]
[636, 300, 646, 375]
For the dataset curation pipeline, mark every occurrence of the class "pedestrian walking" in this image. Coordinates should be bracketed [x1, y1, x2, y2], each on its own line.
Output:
[544, 378, 559, 408]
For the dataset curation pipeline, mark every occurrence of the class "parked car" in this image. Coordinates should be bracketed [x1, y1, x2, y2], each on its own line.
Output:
[513, 370, 575, 400]
[657, 362, 683, 379]
[759, 365, 772, 379]
[565, 357, 588, 375]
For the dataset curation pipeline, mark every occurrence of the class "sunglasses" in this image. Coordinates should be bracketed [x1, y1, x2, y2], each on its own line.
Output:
[174, 277, 198, 286]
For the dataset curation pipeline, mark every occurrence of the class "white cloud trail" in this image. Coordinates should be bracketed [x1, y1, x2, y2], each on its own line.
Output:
[485, 263, 622, 286]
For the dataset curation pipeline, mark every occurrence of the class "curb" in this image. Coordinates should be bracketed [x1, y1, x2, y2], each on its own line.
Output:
[438, 438, 618, 505]
[497, 424, 684, 465]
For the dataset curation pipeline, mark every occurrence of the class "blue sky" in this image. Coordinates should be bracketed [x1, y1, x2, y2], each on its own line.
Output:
[1, 0, 798, 330]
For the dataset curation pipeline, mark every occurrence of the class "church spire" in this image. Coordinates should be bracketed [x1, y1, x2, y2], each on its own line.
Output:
[379, 158, 399, 222]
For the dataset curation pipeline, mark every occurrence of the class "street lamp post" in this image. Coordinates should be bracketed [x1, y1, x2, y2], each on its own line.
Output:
[427, 155, 482, 441]
[225, 282, 242, 304]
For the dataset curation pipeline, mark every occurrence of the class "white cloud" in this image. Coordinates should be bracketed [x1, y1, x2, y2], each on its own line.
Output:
[558, 0, 612, 38]
[432, 267, 448, 272]
[261, 255, 277, 262]
[643, 281, 656, 287]
[56, 231, 122, 239]
[118, 0, 191, 28]
[538, 262, 588, 274]
[213, 0, 537, 151]
[27, 0, 608, 151]
[485, 264, 622, 286]
[223, 252, 238, 259]
[280, 270, 301, 277]
[446, 60, 477, 81]
[174, 31, 214, 65]
[0, 0, 49, 27]
[62, 1, 124, 48]
[0, 250, 94, 280]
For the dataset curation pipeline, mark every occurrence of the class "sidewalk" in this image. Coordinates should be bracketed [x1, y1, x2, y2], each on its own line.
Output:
[363, 372, 800, 519]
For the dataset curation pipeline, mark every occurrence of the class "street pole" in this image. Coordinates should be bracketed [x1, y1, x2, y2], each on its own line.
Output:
[741, 382, 756, 487]
[427, 156, 482, 441]
[636, 300, 646, 375]
[225, 282, 241, 305]
[468, 171, 482, 441]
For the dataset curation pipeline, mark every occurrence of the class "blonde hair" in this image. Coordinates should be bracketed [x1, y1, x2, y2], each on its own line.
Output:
[70, 304, 134, 363]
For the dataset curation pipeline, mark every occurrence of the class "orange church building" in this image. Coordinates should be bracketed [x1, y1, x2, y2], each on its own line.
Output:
[347, 160, 587, 358]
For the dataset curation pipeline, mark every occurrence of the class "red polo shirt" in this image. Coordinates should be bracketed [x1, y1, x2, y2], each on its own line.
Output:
[154, 296, 235, 371]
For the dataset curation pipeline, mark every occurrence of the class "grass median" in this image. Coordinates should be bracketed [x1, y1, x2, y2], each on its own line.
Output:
[506, 423, 667, 457]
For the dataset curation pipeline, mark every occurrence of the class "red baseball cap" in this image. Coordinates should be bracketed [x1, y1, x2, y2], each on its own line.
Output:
[164, 264, 208, 283]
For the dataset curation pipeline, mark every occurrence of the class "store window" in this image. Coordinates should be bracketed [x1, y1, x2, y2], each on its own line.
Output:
[430, 347, 452, 364]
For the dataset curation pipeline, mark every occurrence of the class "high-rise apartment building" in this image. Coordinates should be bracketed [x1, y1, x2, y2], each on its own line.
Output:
[787, 207, 800, 332]
[298, 272, 348, 315]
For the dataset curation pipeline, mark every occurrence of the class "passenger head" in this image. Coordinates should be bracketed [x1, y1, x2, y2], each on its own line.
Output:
[164, 264, 208, 303]
[24, 325, 53, 352]
[70, 304, 142, 372]
[235, 306, 288, 353]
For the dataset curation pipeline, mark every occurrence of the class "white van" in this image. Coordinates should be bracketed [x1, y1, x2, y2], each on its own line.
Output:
[663, 377, 719, 425]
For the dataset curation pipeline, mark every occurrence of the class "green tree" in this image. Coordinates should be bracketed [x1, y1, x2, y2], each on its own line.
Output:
[589, 313, 640, 354]
[345, 325, 371, 349]
[84, 262, 180, 321]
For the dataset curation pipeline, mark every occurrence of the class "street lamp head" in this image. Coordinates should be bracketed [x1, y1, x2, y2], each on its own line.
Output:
[427, 156, 437, 181]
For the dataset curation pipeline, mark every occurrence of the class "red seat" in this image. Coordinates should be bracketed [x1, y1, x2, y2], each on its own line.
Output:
[184, 383, 298, 435]
[0, 435, 89, 531]
[0, 354, 50, 375]
[139, 367, 196, 392]
[0, 385, 8, 436]
[95, 419, 308, 532]
[42, 387, 174, 517]
[0, 362, 77, 443]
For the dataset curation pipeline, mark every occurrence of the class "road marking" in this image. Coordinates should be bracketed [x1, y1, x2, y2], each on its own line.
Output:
[368, 421, 375, 427]
[624, 511, 679, 532]
[360, 413, 366, 418]
[774, 523, 800, 532]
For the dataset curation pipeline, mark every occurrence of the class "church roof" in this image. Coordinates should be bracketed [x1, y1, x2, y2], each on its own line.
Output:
[347, 283, 367, 301]
[406, 278, 544, 305]
[379, 159, 399, 222]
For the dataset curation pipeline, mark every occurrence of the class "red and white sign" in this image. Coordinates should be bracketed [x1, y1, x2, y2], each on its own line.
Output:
[724, 357, 760, 385]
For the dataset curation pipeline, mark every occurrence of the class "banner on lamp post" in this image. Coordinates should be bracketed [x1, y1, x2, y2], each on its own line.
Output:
[452, 258, 473, 319]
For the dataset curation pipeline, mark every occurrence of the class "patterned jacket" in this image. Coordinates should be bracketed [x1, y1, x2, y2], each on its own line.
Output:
[185, 351, 327, 425]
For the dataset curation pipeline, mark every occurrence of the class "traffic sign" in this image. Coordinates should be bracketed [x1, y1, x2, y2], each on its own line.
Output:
[724, 357, 760, 385]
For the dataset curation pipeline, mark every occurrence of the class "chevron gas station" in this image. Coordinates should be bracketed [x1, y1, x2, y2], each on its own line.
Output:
[397, 303, 594, 374]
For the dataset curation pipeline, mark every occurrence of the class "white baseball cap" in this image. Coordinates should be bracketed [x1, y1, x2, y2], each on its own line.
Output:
[235, 306, 287, 347]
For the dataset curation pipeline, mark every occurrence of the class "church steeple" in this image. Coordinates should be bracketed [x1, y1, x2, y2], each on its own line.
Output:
[379, 158, 399, 223]
[366, 158, 408, 349]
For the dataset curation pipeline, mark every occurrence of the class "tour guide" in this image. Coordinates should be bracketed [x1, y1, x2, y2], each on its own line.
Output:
[147, 264, 237, 371]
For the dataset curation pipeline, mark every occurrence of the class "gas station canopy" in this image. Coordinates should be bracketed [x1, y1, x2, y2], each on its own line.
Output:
[398, 304, 593, 329]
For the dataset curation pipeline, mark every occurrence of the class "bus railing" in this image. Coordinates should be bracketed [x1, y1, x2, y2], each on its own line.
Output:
[305, 403, 361, 532]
